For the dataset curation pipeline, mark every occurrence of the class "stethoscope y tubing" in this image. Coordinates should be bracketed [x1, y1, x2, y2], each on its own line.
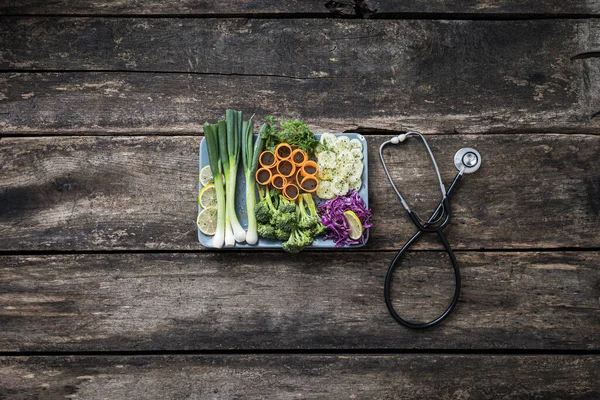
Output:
[383, 174, 463, 329]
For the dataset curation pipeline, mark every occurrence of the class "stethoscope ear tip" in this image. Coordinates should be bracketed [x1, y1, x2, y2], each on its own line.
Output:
[454, 148, 482, 174]
[390, 134, 407, 145]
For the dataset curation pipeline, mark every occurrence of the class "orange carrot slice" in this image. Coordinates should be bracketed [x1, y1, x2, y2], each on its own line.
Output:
[277, 159, 296, 178]
[290, 148, 308, 166]
[259, 150, 277, 168]
[271, 174, 287, 190]
[300, 175, 319, 193]
[301, 160, 319, 177]
[275, 143, 292, 161]
[255, 167, 272, 186]
[283, 183, 300, 201]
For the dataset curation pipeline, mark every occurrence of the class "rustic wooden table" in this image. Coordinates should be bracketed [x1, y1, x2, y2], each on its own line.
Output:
[1, 1, 599, 398]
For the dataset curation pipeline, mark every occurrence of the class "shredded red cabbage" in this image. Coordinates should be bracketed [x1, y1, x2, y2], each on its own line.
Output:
[317, 190, 372, 247]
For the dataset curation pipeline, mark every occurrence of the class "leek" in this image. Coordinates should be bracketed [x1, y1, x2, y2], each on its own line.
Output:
[242, 117, 265, 245]
[203, 123, 226, 248]
[225, 110, 247, 244]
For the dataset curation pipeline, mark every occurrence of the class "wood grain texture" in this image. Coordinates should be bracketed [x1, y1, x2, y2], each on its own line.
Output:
[1, 134, 599, 251]
[366, 0, 600, 16]
[1, 0, 598, 16]
[1, 19, 599, 134]
[1, 251, 598, 351]
[1, 355, 598, 399]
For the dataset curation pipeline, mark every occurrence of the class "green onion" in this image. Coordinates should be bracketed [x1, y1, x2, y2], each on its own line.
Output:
[217, 120, 235, 246]
[242, 116, 264, 245]
[224, 110, 247, 244]
[203, 123, 226, 248]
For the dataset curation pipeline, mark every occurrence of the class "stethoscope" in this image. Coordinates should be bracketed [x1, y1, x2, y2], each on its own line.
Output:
[379, 132, 482, 329]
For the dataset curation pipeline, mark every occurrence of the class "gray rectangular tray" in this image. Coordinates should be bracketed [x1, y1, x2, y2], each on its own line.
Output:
[198, 133, 369, 249]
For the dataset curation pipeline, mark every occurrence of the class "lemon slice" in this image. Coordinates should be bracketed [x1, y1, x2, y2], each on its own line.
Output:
[196, 207, 218, 236]
[198, 184, 217, 208]
[199, 165, 214, 186]
[343, 210, 363, 240]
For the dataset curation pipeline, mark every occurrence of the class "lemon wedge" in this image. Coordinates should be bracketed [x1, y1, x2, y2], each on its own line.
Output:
[343, 210, 363, 240]
[196, 207, 218, 236]
[198, 184, 217, 208]
[199, 165, 214, 186]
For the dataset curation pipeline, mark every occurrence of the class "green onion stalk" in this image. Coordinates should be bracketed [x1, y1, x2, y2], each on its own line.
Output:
[224, 110, 247, 245]
[203, 123, 226, 248]
[242, 118, 266, 245]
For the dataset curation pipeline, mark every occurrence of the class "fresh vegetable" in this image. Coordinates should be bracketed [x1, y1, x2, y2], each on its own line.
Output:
[316, 133, 364, 199]
[280, 194, 327, 253]
[202, 123, 226, 248]
[259, 150, 277, 168]
[277, 120, 319, 156]
[255, 167, 272, 186]
[221, 111, 246, 245]
[262, 118, 319, 157]
[318, 190, 372, 247]
[242, 115, 263, 245]
[282, 226, 313, 253]
[255, 187, 293, 241]
[275, 143, 293, 160]
[255, 186, 275, 225]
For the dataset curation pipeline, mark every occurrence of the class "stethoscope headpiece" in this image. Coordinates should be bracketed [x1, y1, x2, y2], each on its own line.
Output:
[454, 148, 482, 174]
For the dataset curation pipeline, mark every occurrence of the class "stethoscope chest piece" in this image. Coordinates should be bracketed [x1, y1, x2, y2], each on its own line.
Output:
[454, 148, 482, 174]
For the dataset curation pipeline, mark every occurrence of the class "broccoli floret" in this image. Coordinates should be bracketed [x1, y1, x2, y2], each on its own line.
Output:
[282, 227, 313, 254]
[255, 187, 278, 224]
[257, 223, 277, 240]
[311, 221, 327, 238]
[277, 195, 297, 214]
[273, 211, 297, 233]
[275, 227, 291, 241]
[296, 196, 314, 230]
[255, 201, 271, 224]
[302, 194, 320, 220]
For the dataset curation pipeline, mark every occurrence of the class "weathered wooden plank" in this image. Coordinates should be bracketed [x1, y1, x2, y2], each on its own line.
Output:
[1, 134, 599, 251]
[1, 19, 599, 134]
[367, 0, 600, 16]
[0, 0, 598, 16]
[0, 355, 598, 399]
[0, 251, 597, 351]
[0, 0, 335, 16]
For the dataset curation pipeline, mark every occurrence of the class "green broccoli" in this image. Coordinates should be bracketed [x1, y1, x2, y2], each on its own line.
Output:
[282, 226, 313, 253]
[277, 195, 297, 214]
[257, 223, 278, 241]
[273, 209, 297, 233]
[275, 227, 291, 242]
[296, 196, 314, 230]
[311, 221, 327, 238]
[255, 188, 273, 224]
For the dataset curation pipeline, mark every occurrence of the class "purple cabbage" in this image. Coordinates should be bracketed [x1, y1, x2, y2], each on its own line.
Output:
[317, 190, 372, 247]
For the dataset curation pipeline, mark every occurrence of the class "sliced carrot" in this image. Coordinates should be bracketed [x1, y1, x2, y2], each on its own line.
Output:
[275, 143, 293, 161]
[301, 160, 319, 177]
[259, 150, 277, 168]
[255, 167, 272, 186]
[290, 148, 308, 166]
[277, 159, 296, 178]
[295, 168, 303, 186]
[282, 183, 300, 201]
[300, 175, 319, 193]
[271, 174, 287, 190]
